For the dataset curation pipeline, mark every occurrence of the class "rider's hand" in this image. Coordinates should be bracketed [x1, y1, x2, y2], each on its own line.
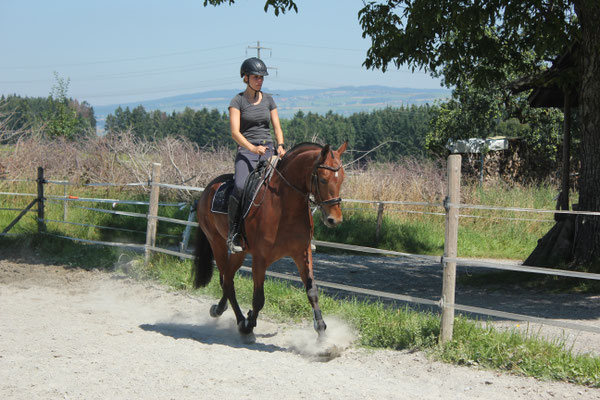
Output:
[277, 146, 286, 157]
[252, 145, 267, 156]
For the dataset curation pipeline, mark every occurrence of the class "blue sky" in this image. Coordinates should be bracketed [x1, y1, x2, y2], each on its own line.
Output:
[0, 0, 443, 107]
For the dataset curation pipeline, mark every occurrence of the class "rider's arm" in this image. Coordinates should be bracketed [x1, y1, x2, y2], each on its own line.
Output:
[270, 108, 286, 157]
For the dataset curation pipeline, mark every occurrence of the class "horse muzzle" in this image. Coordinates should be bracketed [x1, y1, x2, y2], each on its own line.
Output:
[320, 204, 343, 228]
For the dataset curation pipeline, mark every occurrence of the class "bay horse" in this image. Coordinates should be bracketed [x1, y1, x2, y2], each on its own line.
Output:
[192, 142, 347, 337]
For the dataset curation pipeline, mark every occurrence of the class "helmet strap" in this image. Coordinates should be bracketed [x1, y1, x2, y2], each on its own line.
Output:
[245, 75, 261, 100]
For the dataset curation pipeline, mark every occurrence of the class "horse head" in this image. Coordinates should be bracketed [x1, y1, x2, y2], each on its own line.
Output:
[312, 142, 347, 227]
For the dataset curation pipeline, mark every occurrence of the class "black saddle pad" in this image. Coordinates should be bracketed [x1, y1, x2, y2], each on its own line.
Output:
[210, 179, 234, 214]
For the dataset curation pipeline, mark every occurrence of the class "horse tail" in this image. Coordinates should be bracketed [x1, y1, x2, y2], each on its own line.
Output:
[192, 227, 214, 288]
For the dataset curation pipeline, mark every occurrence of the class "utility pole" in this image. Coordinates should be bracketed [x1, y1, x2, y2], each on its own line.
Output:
[247, 41, 278, 76]
[247, 40, 271, 59]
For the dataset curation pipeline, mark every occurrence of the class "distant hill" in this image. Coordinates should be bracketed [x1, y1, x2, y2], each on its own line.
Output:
[93, 85, 450, 131]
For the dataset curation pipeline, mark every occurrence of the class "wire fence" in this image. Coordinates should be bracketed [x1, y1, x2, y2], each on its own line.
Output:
[2, 162, 600, 339]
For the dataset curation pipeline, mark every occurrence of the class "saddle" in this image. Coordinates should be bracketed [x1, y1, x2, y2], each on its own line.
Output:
[211, 156, 278, 218]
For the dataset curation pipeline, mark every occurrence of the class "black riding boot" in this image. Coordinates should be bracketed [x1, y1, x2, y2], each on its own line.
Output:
[227, 196, 243, 254]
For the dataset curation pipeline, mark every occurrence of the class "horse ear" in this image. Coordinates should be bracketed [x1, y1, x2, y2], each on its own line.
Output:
[319, 144, 330, 164]
[336, 141, 348, 155]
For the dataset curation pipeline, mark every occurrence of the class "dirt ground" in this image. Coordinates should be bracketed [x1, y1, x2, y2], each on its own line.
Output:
[1, 255, 599, 400]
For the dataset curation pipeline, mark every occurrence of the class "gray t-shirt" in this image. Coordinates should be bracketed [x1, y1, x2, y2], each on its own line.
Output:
[229, 92, 277, 144]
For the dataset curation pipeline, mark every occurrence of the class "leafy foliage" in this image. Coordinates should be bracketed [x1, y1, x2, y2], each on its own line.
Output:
[203, 0, 297, 15]
[358, 1, 579, 89]
[46, 73, 93, 139]
[426, 82, 565, 170]
[0, 92, 96, 141]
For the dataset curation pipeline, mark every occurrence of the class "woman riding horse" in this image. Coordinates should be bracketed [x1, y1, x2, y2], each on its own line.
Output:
[227, 57, 287, 254]
[192, 141, 347, 338]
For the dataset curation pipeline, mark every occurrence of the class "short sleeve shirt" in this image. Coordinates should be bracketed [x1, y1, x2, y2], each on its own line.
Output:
[229, 92, 277, 144]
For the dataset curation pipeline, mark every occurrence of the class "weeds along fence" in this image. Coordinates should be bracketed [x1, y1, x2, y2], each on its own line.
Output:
[2, 157, 600, 342]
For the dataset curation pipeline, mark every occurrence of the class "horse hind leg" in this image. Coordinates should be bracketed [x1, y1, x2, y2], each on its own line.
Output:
[209, 246, 245, 323]
[209, 293, 229, 317]
[237, 260, 267, 335]
[207, 273, 228, 317]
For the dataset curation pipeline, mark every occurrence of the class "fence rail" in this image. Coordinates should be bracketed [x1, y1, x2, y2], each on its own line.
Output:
[2, 161, 599, 342]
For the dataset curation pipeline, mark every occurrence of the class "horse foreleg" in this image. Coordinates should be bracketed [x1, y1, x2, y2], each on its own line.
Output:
[306, 277, 327, 334]
[292, 252, 327, 336]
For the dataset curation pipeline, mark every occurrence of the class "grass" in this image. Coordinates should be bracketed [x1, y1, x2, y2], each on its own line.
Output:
[314, 206, 551, 260]
[440, 319, 600, 386]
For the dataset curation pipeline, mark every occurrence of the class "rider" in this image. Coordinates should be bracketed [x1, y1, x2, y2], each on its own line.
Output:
[227, 57, 286, 253]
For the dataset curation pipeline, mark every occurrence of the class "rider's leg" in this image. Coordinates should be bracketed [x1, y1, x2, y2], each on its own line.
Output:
[227, 193, 243, 253]
[227, 145, 275, 254]
[227, 150, 252, 254]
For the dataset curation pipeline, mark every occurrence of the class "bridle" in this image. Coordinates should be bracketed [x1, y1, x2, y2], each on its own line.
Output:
[271, 156, 343, 209]
[310, 163, 343, 207]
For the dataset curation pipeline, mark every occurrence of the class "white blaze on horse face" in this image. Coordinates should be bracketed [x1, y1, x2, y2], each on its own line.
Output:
[335, 171, 338, 178]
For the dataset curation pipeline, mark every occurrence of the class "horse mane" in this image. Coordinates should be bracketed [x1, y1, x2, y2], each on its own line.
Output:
[278, 142, 324, 170]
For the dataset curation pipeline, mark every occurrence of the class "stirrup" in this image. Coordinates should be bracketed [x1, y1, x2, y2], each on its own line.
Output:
[227, 234, 243, 254]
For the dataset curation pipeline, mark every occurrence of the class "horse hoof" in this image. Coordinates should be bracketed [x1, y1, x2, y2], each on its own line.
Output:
[209, 304, 220, 318]
[209, 303, 227, 318]
[314, 319, 327, 333]
[237, 319, 254, 335]
[317, 329, 327, 341]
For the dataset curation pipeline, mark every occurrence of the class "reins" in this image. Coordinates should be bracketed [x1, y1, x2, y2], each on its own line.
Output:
[270, 152, 343, 208]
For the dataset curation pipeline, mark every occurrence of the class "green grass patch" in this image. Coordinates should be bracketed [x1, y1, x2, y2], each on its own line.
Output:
[315, 207, 549, 260]
[440, 318, 600, 386]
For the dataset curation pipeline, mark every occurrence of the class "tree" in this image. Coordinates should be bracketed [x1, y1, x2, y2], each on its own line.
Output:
[47, 72, 79, 139]
[206, 0, 599, 269]
[357, 0, 599, 269]
[426, 83, 564, 181]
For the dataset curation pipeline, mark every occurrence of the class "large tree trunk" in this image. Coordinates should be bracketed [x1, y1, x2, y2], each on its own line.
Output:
[572, 1, 600, 270]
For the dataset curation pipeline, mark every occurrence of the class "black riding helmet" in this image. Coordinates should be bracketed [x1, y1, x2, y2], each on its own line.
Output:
[240, 57, 269, 78]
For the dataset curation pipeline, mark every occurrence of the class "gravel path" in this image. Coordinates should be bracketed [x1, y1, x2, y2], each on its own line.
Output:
[1, 256, 599, 399]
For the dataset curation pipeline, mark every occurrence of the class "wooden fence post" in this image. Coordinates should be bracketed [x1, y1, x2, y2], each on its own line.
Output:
[440, 154, 461, 344]
[63, 184, 68, 221]
[375, 202, 385, 244]
[37, 167, 46, 234]
[145, 163, 161, 265]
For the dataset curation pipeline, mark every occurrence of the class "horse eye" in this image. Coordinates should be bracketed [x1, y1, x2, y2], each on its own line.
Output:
[319, 178, 327, 184]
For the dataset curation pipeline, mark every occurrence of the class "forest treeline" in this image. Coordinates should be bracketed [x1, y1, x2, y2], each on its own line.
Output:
[104, 104, 435, 162]
[1, 91, 565, 174]
[0, 94, 96, 138]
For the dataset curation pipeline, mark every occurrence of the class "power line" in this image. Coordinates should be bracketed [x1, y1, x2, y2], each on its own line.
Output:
[267, 41, 365, 53]
[78, 78, 239, 100]
[0, 43, 248, 70]
[0, 57, 242, 85]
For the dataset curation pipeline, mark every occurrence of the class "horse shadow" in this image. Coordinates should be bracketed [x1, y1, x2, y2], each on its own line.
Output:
[139, 321, 286, 353]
